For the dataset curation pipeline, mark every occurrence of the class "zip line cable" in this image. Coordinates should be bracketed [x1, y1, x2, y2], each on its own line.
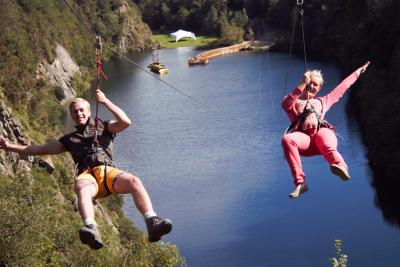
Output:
[61, 0, 207, 108]
[61, 0, 97, 40]
[101, 42, 207, 107]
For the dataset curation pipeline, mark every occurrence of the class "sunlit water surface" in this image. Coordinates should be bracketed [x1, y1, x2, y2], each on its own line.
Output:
[89, 47, 400, 266]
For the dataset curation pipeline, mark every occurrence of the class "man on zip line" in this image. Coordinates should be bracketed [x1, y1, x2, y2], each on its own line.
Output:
[0, 89, 172, 250]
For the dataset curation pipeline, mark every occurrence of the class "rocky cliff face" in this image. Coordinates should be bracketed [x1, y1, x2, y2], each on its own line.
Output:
[116, 2, 157, 52]
[0, 102, 32, 176]
[0, 100, 56, 175]
[36, 44, 80, 104]
[33, 3, 156, 105]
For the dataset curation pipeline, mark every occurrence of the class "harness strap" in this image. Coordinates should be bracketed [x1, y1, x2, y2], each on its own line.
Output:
[284, 101, 329, 134]
[77, 37, 112, 198]
[103, 162, 111, 196]
[94, 36, 108, 146]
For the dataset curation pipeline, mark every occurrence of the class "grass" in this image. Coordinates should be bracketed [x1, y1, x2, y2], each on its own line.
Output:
[152, 34, 218, 48]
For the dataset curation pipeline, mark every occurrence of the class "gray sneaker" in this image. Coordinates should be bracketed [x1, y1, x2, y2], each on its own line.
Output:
[79, 224, 103, 250]
[146, 216, 173, 242]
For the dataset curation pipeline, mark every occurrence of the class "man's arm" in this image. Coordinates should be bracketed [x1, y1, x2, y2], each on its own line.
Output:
[0, 136, 65, 155]
[95, 89, 131, 134]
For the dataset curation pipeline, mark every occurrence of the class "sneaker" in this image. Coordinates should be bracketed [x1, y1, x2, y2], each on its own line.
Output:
[330, 164, 350, 181]
[289, 183, 309, 198]
[146, 216, 173, 242]
[79, 224, 104, 250]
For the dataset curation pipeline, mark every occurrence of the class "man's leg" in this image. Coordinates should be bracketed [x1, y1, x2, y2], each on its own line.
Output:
[75, 178, 103, 249]
[112, 173, 153, 214]
[75, 179, 98, 220]
[113, 173, 172, 242]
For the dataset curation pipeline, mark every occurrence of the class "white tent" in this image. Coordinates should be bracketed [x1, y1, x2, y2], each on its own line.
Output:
[170, 29, 196, 42]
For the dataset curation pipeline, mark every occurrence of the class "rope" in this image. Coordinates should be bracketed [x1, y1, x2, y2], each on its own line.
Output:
[61, 0, 206, 108]
[93, 36, 107, 146]
[282, 0, 308, 96]
[298, 1, 308, 72]
[282, 6, 299, 96]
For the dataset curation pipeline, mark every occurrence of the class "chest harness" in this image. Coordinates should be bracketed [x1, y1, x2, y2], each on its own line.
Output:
[71, 119, 115, 197]
[284, 100, 330, 135]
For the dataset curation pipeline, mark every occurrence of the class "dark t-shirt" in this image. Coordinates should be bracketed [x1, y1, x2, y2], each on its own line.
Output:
[58, 118, 114, 173]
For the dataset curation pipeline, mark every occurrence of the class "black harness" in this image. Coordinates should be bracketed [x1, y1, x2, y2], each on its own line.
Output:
[76, 119, 115, 198]
[284, 101, 330, 135]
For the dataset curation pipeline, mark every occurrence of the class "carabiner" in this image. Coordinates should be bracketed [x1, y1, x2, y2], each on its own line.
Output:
[95, 36, 103, 54]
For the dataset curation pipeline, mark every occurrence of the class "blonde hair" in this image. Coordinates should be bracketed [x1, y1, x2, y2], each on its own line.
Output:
[69, 98, 91, 113]
[307, 69, 324, 87]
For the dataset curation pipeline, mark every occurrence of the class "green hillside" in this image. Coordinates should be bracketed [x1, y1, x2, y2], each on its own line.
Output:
[0, 1, 183, 266]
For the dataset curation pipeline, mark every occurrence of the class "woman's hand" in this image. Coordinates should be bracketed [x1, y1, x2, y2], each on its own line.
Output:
[356, 61, 370, 76]
[301, 71, 311, 86]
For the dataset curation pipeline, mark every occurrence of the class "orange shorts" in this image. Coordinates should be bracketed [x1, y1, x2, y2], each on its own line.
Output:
[75, 165, 123, 199]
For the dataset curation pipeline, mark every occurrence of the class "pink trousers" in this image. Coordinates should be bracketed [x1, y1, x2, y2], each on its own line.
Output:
[281, 127, 348, 185]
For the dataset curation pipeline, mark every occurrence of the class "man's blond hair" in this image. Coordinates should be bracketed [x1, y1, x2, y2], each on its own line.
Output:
[69, 98, 91, 113]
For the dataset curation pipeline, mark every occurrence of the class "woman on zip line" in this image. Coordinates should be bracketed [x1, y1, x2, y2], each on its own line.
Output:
[281, 61, 370, 198]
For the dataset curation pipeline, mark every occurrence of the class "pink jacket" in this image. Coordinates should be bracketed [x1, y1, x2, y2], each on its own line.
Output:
[282, 71, 360, 133]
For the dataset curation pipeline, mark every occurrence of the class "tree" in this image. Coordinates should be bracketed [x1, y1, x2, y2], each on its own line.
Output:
[203, 5, 220, 34]
[232, 8, 249, 27]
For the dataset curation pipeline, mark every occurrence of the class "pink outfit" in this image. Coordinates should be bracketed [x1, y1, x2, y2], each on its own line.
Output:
[281, 71, 360, 185]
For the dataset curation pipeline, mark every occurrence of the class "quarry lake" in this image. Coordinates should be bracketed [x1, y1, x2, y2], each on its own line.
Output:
[90, 47, 400, 266]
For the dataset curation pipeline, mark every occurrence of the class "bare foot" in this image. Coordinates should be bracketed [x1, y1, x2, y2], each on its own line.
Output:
[289, 183, 309, 198]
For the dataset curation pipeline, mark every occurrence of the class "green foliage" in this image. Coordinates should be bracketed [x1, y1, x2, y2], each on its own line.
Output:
[0, 0, 184, 265]
[27, 82, 64, 136]
[0, 0, 150, 141]
[330, 240, 348, 267]
[203, 5, 220, 34]
[152, 34, 217, 48]
[135, 0, 257, 43]
[219, 16, 245, 45]
[0, 169, 76, 266]
[54, 85, 65, 102]
[0, 168, 184, 266]
[231, 9, 249, 28]
[72, 68, 92, 96]
[135, 0, 285, 45]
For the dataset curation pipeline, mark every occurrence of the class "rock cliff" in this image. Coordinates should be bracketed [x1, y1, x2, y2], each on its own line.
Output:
[36, 44, 80, 104]
[0, 102, 31, 175]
